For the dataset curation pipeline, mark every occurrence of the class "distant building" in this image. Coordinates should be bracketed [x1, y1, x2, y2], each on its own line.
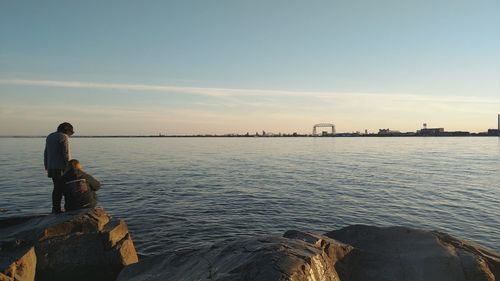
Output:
[378, 129, 402, 136]
[417, 127, 444, 136]
[488, 129, 499, 136]
[447, 131, 470, 136]
[485, 115, 500, 136]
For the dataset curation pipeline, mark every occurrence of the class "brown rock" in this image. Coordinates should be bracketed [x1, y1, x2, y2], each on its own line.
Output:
[325, 225, 500, 281]
[118, 230, 354, 281]
[0, 208, 138, 281]
[0, 247, 36, 281]
[119, 226, 499, 281]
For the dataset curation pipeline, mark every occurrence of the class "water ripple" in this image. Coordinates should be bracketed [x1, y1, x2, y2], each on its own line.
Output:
[0, 137, 499, 256]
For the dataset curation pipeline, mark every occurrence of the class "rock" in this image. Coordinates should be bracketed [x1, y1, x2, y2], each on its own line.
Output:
[118, 225, 499, 281]
[118, 230, 354, 281]
[0, 247, 36, 281]
[325, 225, 500, 281]
[0, 208, 138, 281]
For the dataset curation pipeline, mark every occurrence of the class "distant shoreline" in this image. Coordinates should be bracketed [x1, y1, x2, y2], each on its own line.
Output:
[1, 135, 499, 138]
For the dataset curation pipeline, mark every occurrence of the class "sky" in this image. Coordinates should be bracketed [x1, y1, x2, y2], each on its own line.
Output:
[1, 0, 499, 135]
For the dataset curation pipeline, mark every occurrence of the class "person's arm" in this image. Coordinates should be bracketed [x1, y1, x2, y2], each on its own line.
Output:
[44, 144, 48, 170]
[83, 173, 101, 191]
[61, 135, 70, 167]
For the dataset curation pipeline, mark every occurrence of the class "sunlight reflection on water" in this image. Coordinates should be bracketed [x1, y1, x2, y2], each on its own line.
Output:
[1, 137, 499, 256]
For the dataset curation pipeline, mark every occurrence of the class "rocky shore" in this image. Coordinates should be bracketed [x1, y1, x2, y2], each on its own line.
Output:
[1, 208, 499, 281]
[0, 208, 137, 281]
[119, 226, 499, 281]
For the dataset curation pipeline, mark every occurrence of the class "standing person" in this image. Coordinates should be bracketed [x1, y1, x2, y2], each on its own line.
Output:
[44, 122, 74, 213]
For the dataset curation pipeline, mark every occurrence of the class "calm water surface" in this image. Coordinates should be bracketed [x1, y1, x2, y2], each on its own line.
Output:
[1, 137, 499, 255]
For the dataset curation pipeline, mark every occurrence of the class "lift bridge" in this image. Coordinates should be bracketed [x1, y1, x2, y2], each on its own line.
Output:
[312, 123, 336, 136]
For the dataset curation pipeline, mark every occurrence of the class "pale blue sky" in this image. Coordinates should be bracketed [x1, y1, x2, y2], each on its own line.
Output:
[1, 0, 499, 135]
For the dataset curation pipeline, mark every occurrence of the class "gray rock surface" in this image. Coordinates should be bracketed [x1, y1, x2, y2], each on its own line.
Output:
[326, 225, 500, 281]
[118, 230, 354, 281]
[0, 208, 138, 281]
[119, 225, 499, 281]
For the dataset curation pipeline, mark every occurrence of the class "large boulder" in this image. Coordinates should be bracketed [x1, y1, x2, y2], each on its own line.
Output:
[0, 208, 138, 281]
[118, 230, 354, 281]
[326, 225, 500, 281]
[118, 225, 499, 281]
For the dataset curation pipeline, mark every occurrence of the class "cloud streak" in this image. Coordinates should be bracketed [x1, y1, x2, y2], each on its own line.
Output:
[2, 79, 500, 105]
[2, 78, 500, 134]
[0, 79, 311, 98]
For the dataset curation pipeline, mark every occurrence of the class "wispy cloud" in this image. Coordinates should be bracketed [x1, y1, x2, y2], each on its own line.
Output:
[2, 78, 499, 134]
[2, 79, 500, 106]
[0, 79, 308, 98]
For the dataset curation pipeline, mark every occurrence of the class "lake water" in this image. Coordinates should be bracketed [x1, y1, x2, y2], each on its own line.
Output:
[1, 137, 499, 256]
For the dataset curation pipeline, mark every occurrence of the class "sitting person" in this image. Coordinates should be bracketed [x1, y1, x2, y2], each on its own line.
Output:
[55, 159, 101, 212]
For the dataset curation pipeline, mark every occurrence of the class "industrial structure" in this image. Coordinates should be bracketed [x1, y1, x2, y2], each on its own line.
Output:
[416, 123, 445, 136]
[312, 123, 336, 136]
[486, 114, 500, 136]
[490, 114, 500, 136]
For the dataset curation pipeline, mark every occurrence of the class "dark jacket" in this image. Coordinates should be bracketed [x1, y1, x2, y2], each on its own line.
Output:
[57, 168, 101, 211]
[44, 132, 71, 172]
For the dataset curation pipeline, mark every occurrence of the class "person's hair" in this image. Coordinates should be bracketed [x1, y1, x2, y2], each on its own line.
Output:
[57, 122, 74, 136]
[67, 159, 80, 171]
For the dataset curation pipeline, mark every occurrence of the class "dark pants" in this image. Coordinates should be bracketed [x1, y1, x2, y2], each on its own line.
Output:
[49, 169, 64, 212]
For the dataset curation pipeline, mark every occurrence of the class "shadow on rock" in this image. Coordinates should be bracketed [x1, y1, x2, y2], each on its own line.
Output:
[0, 208, 138, 281]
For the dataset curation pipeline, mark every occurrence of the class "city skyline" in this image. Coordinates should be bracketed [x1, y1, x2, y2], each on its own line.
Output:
[1, 1, 500, 135]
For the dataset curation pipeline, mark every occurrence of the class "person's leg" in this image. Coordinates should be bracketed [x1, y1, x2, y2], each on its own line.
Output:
[51, 170, 64, 213]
